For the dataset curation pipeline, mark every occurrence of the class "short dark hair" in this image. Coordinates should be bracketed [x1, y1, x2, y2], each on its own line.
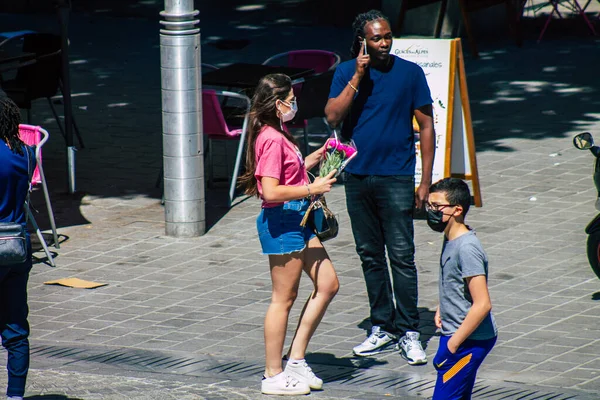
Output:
[429, 178, 472, 216]
[350, 9, 390, 58]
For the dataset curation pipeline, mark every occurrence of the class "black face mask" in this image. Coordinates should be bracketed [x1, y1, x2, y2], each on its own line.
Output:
[426, 209, 448, 233]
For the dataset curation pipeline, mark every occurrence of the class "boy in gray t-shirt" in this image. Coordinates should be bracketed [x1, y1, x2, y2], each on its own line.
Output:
[426, 178, 497, 400]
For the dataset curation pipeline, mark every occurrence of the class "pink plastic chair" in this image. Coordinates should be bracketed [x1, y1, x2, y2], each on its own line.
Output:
[18, 124, 59, 266]
[202, 89, 251, 206]
[263, 50, 341, 155]
[537, 0, 597, 42]
[263, 50, 341, 74]
[18, 126, 42, 184]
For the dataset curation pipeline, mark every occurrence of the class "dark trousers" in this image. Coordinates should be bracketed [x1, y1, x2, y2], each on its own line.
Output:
[344, 173, 419, 336]
[0, 239, 32, 398]
[433, 335, 497, 399]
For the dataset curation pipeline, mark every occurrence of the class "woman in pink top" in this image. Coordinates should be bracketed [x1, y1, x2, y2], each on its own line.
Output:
[239, 74, 339, 396]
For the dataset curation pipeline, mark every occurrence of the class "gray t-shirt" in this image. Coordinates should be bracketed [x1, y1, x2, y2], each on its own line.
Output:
[439, 230, 497, 340]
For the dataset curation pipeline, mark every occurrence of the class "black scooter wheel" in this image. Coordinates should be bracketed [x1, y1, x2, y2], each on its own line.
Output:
[586, 231, 600, 280]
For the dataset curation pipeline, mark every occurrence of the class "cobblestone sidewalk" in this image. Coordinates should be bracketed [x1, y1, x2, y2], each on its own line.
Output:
[0, 369, 372, 400]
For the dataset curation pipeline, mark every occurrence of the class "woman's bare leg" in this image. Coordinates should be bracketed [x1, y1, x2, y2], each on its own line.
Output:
[287, 237, 339, 360]
[264, 252, 304, 377]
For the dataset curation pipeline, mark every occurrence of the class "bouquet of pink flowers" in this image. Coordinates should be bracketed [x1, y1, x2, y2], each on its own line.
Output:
[319, 131, 358, 178]
[300, 131, 355, 242]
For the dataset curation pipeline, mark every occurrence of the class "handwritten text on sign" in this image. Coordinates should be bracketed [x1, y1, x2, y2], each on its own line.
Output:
[391, 39, 453, 186]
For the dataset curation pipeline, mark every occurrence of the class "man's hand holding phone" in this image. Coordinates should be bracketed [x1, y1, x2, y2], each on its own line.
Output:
[355, 38, 370, 79]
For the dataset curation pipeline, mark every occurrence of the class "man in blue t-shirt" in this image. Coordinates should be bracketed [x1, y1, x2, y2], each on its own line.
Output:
[325, 10, 435, 365]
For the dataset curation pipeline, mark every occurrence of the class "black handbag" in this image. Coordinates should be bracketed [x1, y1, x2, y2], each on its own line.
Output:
[300, 195, 339, 242]
[311, 197, 338, 242]
[0, 223, 27, 266]
[0, 145, 33, 267]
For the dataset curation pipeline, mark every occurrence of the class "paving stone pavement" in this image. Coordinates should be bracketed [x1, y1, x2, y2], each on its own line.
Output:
[1, 2, 600, 399]
[0, 367, 380, 400]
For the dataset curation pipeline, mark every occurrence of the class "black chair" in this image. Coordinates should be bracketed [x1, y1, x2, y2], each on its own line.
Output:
[291, 70, 335, 153]
[0, 33, 83, 147]
[293, 70, 334, 122]
[397, 0, 448, 38]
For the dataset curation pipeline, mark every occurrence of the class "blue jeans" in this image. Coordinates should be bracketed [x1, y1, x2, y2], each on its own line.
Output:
[344, 173, 418, 335]
[0, 238, 32, 398]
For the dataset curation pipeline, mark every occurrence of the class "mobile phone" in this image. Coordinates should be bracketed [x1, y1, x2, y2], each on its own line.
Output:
[363, 39, 367, 55]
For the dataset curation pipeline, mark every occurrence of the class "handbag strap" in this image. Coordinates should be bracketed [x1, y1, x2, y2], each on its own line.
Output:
[23, 145, 34, 214]
[299, 200, 317, 227]
[26, 145, 33, 191]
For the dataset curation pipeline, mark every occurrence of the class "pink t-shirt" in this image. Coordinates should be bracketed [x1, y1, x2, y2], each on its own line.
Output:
[254, 126, 309, 208]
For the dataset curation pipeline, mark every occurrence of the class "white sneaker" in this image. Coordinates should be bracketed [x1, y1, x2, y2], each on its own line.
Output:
[353, 326, 397, 356]
[398, 331, 427, 365]
[284, 359, 323, 390]
[261, 372, 311, 396]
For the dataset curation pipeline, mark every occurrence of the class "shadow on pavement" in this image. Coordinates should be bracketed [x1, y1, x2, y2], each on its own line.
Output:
[308, 352, 388, 369]
[28, 191, 91, 232]
[418, 308, 438, 346]
[206, 187, 239, 231]
[306, 352, 389, 385]
[464, 36, 600, 153]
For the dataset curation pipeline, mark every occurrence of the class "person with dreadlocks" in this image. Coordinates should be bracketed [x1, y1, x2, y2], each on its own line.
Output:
[325, 10, 434, 365]
[0, 97, 35, 400]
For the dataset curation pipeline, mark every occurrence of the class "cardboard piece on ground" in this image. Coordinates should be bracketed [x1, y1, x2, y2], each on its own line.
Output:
[43, 277, 108, 289]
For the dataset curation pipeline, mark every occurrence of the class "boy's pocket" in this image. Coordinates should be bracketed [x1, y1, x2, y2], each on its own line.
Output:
[433, 350, 453, 371]
[433, 341, 459, 371]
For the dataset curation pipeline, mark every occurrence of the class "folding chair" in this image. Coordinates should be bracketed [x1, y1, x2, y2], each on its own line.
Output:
[537, 0, 597, 42]
[19, 124, 59, 267]
[520, 0, 550, 17]
[263, 50, 341, 155]
[202, 89, 251, 206]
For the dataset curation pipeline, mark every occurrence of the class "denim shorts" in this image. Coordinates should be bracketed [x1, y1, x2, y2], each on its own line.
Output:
[257, 199, 316, 255]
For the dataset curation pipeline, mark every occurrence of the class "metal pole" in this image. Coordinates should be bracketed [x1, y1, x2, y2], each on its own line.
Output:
[67, 146, 76, 193]
[160, 0, 205, 237]
[56, 0, 76, 194]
